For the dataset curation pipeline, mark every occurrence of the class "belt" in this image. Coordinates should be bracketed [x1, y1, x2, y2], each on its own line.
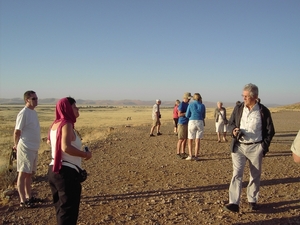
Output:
[239, 141, 262, 145]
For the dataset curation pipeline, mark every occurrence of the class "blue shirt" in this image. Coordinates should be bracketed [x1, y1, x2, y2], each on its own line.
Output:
[178, 101, 189, 124]
[186, 101, 206, 121]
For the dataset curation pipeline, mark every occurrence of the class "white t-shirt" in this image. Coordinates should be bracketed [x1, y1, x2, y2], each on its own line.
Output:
[15, 107, 40, 151]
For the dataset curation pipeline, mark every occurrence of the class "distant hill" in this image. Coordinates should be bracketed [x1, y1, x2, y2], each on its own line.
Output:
[0, 98, 282, 108]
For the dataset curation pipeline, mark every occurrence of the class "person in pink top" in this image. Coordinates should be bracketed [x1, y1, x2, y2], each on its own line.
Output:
[48, 97, 92, 225]
[173, 100, 180, 135]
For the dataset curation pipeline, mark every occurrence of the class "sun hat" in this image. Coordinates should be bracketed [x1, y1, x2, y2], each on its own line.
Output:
[183, 92, 192, 99]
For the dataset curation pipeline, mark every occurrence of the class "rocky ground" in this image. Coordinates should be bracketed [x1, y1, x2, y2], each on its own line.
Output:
[1, 110, 300, 225]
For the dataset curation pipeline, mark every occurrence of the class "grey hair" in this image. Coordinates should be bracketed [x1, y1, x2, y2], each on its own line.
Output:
[243, 83, 259, 98]
[217, 101, 223, 105]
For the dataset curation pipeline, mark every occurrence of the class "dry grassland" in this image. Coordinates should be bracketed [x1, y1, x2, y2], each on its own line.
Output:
[0, 104, 294, 172]
[0, 104, 298, 189]
[0, 105, 216, 174]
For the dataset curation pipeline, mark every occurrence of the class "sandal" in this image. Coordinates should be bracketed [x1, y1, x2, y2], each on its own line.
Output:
[28, 196, 43, 203]
[20, 201, 34, 208]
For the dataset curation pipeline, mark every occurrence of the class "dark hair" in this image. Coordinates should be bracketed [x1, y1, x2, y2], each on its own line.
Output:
[23, 90, 36, 103]
[66, 97, 76, 105]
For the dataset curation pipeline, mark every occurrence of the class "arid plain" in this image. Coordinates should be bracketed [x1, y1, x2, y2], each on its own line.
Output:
[0, 104, 300, 225]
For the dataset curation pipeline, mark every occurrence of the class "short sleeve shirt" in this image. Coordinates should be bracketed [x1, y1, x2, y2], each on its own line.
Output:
[15, 107, 41, 151]
[178, 102, 189, 124]
[152, 104, 160, 120]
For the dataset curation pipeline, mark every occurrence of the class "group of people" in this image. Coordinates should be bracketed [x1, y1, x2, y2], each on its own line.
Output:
[14, 83, 300, 219]
[150, 83, 278, 213]
[161, 92, 206, 161]
[13, 91, 91, 224]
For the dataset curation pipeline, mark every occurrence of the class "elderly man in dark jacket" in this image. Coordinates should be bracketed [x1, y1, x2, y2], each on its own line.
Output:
[223, 83, 275, 213]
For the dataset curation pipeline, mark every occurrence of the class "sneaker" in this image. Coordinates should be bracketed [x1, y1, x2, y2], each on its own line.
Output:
[249, 202, 259, 210]
[157, 132, 162, 136]
[185, 156, 193, 161]
[180, 153, 188, 159]
[181, 152, 189, 158]
[149, 134, 155, 137]
[176, 154, 182, 159]
[194, 156, 200, 161]
[223, 204, 239, 213]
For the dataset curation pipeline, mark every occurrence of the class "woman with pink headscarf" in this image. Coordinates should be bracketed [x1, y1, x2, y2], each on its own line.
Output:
[48, 97, 92, 225]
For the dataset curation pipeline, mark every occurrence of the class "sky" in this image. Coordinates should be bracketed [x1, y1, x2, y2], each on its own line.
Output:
[0, 0, 299, 105]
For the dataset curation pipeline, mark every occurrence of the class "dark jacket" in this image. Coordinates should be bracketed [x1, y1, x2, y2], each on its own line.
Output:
[228, 102, 275, 155]
[214, 107, 227, 122]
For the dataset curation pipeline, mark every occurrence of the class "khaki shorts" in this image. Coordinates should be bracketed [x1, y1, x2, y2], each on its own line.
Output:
[17, 144, 38, 173]
[152, 119, 161, 126]
[178, 124, 188, 139]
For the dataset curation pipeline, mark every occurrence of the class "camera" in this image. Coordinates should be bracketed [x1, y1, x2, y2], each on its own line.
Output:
[236, 130, 244, 140]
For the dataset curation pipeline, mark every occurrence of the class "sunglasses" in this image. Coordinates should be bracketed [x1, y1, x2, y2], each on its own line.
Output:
[31, 98, 38, 100]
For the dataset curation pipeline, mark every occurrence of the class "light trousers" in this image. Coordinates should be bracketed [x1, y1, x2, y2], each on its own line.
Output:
[228, 142, 263, 205]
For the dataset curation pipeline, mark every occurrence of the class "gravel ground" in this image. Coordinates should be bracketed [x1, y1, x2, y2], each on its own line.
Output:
[1, 111, 300, 225]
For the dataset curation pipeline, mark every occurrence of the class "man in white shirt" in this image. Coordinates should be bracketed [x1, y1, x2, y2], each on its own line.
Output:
[13, 90, 41, 208]
[149, 99, 162, 137]
[223, 83, 275, 213]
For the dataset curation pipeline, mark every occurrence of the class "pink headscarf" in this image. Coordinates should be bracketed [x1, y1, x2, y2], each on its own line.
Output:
[48, 98, 76, 173]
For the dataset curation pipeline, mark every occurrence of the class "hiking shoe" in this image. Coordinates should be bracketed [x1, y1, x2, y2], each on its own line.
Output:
[249, 202, 259, 210]
[157, 132, 162, 136]
[149, 134, 155, 137]
[223, 204, 239, 213]
[185, 156, 193, 161]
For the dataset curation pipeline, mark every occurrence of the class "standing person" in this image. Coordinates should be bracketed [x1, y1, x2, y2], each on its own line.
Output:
[291, 130, 300, 163]
[185, 93, 206, 161]
[214, 101, 228, 142]
[223, 83, 275, 213]
[176, 92, 192, 159]
[13, 90, 41, 208]
[173, 100, 180, 135]
[149, 99, 162, 137]
[48, 97, 92, 225]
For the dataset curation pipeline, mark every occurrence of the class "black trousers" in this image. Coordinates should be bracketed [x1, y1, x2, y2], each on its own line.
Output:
[48, 165, 82, 225]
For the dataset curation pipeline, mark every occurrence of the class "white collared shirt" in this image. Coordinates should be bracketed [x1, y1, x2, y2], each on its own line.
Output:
[239, 103, 262, 143]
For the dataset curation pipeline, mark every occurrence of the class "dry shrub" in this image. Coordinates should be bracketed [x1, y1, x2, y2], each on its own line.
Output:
[0, 167, 17, 190]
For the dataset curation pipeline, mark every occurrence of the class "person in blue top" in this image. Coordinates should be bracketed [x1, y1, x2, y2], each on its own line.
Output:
[176, 92, 192, 159]
[185, 93, 206, 161]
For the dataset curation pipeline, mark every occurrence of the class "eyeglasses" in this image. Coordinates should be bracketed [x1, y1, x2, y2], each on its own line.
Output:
[31, 98, 38, 100]
[241, 95, 251, 99]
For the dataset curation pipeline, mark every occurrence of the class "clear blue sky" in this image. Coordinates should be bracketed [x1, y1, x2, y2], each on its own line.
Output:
[1, 0, 299, 105]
